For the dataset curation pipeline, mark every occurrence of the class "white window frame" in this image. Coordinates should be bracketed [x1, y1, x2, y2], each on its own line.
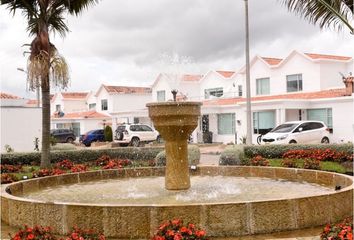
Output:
[217, 113, 235, 135]
[101, 99, 108, 111]
[286, 74, 303, 92]
[256, 77, 270, 95]
[205, 87, 223, 99]
[253, 111, 275, 134]
[157, 90, 166, 102]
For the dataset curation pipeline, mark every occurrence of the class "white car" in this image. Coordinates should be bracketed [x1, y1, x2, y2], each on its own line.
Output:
[261, 121, 330, 144]
[115, 124, 160, 147]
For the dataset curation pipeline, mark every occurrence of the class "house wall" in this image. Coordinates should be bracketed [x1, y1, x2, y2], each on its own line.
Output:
[320, 61, 352, 90]
[1, 107, 42, 152]
[250, 60, 273, 96]
[96, 89, 113, 114]
[152, 77, 172, 101]
[308, 98, 354, 143]
[62, 100, 87, 113]
[111, 94, 151, 113]
[273, 54, 321, 94]
[200, 72, 235, 100]
[51, 93, 63, 114]
[86, 92, 97, 111]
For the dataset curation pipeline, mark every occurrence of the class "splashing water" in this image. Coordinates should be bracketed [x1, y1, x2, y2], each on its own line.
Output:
[23, 176, 333, 205]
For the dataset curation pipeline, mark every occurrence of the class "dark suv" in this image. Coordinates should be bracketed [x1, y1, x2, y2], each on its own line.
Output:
[50, 129, 76, 143]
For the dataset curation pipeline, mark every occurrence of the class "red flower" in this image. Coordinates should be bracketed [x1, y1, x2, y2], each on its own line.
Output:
[174, 233, 182, 240]
[71, 232, 79, 239]
[27, 233, 35, 240]
[195, 230, 206, 238]
[171, 219, 181, 226]
[166, 230, 175, 237]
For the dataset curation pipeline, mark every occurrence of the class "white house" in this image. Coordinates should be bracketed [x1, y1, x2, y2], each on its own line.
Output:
[0, 92, 42, 152]
[50, 91, 110, 136]
[202, 51, 353, 144]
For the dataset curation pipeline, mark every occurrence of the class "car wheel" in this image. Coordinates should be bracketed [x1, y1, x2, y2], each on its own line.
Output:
[289, 140, 297, 144]
[116, 132, 124, 140]
[131, 137, 140, 147]
[84, 143, 91, 147]
[321, 137, 330, 144]
[66, 137, 74, 143]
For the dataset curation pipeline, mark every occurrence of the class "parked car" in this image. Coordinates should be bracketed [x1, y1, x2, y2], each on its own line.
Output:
[80, 129, 105, 147]
[50, 129, 76, 143]
[261, 120, 330, 144]
[115, 124, 160, 147]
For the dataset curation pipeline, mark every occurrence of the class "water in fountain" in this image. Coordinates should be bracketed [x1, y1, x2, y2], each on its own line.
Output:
[23, 176, 333, 205]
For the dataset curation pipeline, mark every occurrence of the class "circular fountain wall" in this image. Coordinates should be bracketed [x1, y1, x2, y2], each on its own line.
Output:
[1, 166, 353, 239]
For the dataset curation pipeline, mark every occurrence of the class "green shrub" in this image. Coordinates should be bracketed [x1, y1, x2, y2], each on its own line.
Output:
[104, 125, 113, 142]
[219, 145, 244, 165]
[50, 143, 76, 151]
[155, 145, 200, 166]
[244, 143, 353, 159]
[0, 147, 163, 165]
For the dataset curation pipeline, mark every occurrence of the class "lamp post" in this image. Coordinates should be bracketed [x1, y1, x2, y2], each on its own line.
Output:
[244, 0, 252, 145]
[17, 67, 40, 107]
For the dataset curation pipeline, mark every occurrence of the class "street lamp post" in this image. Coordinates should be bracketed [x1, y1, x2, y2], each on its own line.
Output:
[244, 0, 252, 145]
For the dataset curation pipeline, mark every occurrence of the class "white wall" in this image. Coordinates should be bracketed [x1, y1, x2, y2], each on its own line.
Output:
[320, 61, 353, 90]
[111, 94, 151, 113]
[96, 89, 113, 114]
[63, 100, 87, 113]
[152, 77, 173, 102]
[1, 107, 42, 152]
[309, 98, 354, 143]
[200, 71, 236, 100]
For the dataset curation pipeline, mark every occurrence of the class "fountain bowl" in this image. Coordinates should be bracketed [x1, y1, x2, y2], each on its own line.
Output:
[1, 166, 353, 238]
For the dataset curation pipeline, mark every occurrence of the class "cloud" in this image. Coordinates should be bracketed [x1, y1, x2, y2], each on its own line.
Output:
[0, 0, 353, 97]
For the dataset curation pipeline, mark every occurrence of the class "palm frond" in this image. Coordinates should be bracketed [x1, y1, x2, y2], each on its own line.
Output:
[62, 0, 100, 16]
[279, 0, 353, 33]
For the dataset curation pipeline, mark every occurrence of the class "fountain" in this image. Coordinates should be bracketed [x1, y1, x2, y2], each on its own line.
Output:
[1, 92, 353, 238]
[146, 92, 201, 190]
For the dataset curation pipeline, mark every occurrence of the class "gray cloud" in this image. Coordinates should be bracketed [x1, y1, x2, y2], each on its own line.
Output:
[0, 0, 353, 97]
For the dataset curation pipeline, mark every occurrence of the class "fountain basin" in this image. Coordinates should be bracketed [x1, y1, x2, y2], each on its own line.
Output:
[1, 166, 353, 238]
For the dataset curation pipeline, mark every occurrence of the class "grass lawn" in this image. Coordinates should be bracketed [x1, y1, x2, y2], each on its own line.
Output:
[268, 159, 346, 174]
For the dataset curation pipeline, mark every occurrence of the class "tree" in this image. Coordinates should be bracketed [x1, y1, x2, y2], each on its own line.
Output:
[104, 125, 113, 142]
[1, 0, 99, 168]
[280, 0, 353, 34]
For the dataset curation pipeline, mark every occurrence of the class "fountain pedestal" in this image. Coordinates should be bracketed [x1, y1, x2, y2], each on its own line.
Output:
[147, 102, 201, 190]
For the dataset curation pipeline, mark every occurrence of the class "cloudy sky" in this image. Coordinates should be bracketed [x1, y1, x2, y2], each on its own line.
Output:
[0, 0, 353, 99]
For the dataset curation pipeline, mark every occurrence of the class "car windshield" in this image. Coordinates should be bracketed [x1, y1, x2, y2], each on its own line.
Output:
[270, 123, 298, 133]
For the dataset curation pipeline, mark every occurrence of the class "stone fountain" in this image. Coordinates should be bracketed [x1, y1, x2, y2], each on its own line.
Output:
[146, 91, 201, 190]
[1, 90, 353, 238]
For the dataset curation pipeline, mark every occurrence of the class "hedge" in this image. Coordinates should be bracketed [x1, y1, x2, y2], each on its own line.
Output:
[1, 147, 164, 165]
[244, 143, 353, 159]
[155, 145, 200, 166]
[219, 145, 247, 166]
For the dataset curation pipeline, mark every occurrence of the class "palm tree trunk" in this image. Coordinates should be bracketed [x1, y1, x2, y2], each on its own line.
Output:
[40, 75, 51, 168]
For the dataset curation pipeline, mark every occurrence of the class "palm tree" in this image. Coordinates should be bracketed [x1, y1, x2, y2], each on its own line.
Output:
[280, 0, 353, 34]
[1, 0, 99, 168]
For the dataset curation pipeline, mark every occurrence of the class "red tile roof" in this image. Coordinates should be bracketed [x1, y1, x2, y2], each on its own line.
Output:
[216, 71, 235, 78]
[0, 92, 21, 99]
[203, 88, 348, 106]
[52, 110, 110, 119]
[182, 74, 203, 82]
[305, 53, 352, 61]
[61, 92, 89, 99]
[261, 57, 283, 65]
[103, 85, 152, 94]
[26, 99, 38, 105]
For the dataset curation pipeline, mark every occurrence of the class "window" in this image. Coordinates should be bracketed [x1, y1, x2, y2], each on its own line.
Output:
[256, 78, 270, 95]
[238, 85, 242, 97]
[55, 104, 61, 112]
[89, 103, 96, 110]
[205, 88, 223, 99]
[307, 108, 332, 128]
[287, 74, 303, 92]
[140, 125, 153, 131]
[133, 117, 139, 124]
[101, 99, 108, 111]
[217, 113, 235, 135]
[253, 111, 275, 134]
[157, 90, 165, 102]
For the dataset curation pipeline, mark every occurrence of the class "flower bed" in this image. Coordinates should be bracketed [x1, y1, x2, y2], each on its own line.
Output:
[321, 217, 353, 240]
[152, 219, 207, 240]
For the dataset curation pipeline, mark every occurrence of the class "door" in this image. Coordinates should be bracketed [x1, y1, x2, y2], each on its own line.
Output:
[140, 125, 155, 141]
[292, 122, 315, 143]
